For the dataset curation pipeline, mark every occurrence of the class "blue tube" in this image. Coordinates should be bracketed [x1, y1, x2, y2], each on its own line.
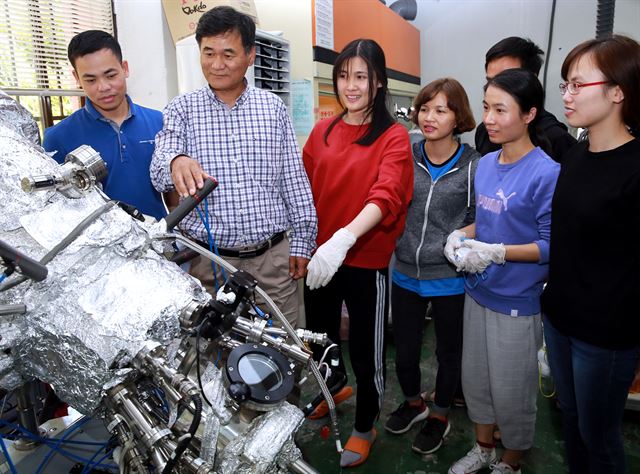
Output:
[0, 419, 115, 471]
[87, 448, 115, 472]
[35, 416, 90, 474]
[81, 445, 114, 474]
[0, 434, 18, 474]
[196, 200, 228, 286]
[43, 444, 116, 470]
[0, 419, 106, 446]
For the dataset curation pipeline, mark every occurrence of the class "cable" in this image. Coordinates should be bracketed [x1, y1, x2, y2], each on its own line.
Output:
[0, 419, 106, 446]
[0, 433, 18, 474]
[161, 394, 202, 474]
[153, 388, 170, 417]
[250, 302, 273, 327]
[35, 416, 90, 474]
[91, 448, 115, 471]
[539, 369, 556, 399]
[195, 199, 227, 287]
[542, 0, 557, 96]
[81, 444, 114, 474]
[0, 419, 115, 471]
[196, 321, 214, 407]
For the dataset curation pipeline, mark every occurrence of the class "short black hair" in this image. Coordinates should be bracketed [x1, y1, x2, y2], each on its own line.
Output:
[485, 37, 544, 75]
[195, 6, 255, 53]
[67, 30, 122, 69]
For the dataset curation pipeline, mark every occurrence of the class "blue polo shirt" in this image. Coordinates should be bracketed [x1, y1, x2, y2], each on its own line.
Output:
[43, 96, 166, 219]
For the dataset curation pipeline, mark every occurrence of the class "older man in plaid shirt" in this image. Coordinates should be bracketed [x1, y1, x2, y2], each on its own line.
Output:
[150, 6, 316, 326]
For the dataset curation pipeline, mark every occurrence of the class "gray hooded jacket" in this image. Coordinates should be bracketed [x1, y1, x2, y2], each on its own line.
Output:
[394, 140, 480, 280]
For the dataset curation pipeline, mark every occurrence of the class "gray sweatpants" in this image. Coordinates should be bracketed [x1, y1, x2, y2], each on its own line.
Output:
[461, 294, 542, 450]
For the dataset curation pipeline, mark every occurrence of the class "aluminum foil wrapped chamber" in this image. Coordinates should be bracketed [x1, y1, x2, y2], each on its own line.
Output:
[0, 120, 209, 412]
[0, 103, 317, 473]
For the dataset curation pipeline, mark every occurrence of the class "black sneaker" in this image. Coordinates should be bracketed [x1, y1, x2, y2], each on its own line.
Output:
[385, 400, 429, 434]
[412, 416, 451, 454]
[423, 390, 466, 408]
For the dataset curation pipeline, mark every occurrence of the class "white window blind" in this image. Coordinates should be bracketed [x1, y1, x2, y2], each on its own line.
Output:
[0, 0, 114, 91]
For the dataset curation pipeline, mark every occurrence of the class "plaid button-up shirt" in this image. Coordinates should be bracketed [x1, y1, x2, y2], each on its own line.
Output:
[151, 85, 317, 258]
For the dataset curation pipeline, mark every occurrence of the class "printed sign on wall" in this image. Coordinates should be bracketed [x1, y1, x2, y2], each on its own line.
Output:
[314, 0, 334, 50]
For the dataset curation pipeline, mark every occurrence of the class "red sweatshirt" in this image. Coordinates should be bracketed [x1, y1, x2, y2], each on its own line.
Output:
[303, 118, 413, 269]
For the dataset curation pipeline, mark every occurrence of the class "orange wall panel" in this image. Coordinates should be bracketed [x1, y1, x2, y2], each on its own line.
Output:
[313, 0, 420, 78]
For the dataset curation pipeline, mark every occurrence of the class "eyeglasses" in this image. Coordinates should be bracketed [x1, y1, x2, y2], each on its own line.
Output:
[559, 81, 610, 95]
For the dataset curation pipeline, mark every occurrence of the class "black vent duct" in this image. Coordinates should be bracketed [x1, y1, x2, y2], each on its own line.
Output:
[389, 0, 418, 21]
[596, 0, 616, 38]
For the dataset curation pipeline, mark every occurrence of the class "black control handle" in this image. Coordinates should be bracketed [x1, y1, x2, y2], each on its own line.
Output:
[164, 178, 218, 231]
[0, 240, 48, 282]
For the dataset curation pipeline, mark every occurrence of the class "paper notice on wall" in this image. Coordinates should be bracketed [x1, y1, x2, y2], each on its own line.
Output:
[314, 0, 334, 50]
[291, 80, 314, 136]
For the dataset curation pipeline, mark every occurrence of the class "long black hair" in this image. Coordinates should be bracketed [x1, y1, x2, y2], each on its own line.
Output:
[484, 68, 552, 155]
[324, 39, 394, 146]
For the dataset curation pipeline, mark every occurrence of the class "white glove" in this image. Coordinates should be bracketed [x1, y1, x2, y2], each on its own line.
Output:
[456, 246, 494, 274]
[306, 228, 357, 290]
[444, 230, 466, 269]
[460, 239, 506, 265]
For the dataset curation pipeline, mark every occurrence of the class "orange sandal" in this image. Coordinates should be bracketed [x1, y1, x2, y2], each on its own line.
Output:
[341, 428, 377, 468]
[307, 386, 354, 420]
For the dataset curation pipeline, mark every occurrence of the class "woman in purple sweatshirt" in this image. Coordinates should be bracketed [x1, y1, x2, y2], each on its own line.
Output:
[445, 69, 560, 474]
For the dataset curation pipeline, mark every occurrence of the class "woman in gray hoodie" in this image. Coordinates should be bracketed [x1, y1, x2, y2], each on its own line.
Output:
[385, 78, 480, 455]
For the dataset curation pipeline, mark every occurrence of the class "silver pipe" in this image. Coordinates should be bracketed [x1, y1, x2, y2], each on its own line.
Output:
[0, 304, 27, 315]
[308, 360, 342, 453]
[289, 458, 321, 474]
[14, 382, 39, 450]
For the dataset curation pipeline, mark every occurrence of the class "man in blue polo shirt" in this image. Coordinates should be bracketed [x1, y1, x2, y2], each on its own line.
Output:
[43, 30, 166, 220]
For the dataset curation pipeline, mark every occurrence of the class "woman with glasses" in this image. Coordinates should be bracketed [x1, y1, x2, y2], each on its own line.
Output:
[542, 34, 640, 474]
[445, 69, 560, 474]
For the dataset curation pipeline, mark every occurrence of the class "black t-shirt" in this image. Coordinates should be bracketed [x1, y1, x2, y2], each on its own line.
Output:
[541, 138, 640, 349]
[475, 110, 577, 162]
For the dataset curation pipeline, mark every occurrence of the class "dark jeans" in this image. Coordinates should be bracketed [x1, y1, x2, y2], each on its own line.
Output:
[392, 283, 464, 412]
[544, 316, 640, 474]
[304, 265, 389, 432]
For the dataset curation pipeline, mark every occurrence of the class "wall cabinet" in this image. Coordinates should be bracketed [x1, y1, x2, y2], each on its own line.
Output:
[254, 30, 290, 107]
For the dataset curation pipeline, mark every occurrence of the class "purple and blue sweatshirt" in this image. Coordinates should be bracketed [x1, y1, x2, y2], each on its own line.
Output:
[466, 147, 560, 316]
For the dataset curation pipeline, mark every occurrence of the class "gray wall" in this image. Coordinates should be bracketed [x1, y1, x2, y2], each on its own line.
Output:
[410, 0, 640, 145]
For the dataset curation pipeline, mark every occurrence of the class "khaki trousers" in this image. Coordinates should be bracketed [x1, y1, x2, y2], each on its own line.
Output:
[189, 237, 299, 327]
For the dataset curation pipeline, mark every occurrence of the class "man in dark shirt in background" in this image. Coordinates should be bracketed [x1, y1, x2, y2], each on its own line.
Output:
[475, 37, 577, 162]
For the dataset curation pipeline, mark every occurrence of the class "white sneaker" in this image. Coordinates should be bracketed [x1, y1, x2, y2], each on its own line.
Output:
[448, 443, 497, 474]
[490, 461, 522, 474]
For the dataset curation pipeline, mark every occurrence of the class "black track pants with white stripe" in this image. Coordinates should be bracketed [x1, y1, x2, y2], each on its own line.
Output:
[304, 265, 388, 432]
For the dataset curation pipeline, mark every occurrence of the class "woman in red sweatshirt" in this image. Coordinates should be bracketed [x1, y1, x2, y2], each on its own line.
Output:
[302, 38, 413, 468]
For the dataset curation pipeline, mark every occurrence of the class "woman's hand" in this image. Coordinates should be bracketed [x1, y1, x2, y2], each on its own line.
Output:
[306, 228, 357, 290]
[444, 230, 467, 269]
[461, 239, 506, 264]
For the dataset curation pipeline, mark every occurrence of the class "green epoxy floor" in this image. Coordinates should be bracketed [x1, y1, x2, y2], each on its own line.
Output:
[296, 321, 640, 473]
